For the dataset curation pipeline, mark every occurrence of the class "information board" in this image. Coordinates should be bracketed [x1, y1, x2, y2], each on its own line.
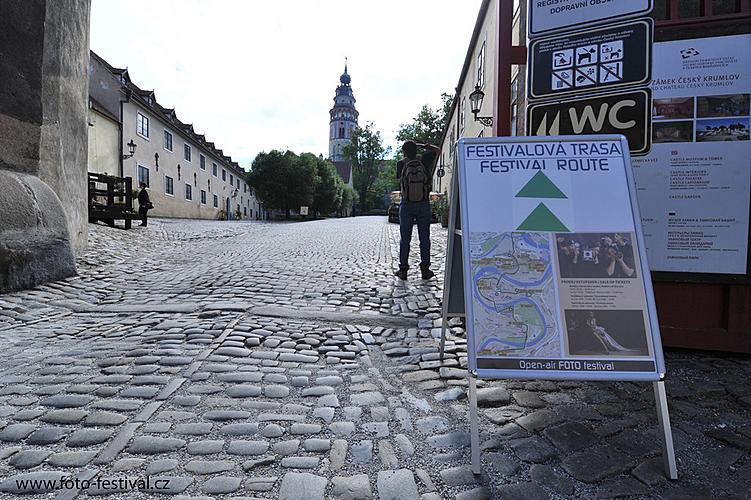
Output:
[529, 0, 652, 38]
[457, 135, 665, 381]
[528, 19, 653, 100]
[631, 34, 751, 276]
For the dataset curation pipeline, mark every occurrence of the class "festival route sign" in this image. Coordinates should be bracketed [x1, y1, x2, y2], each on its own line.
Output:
[456, 135, 665, 381]
[528, 19, 653, 99]
[529, 0, 652, 38]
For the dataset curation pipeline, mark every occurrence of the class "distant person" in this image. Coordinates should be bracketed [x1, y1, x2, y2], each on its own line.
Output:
[137, 182, 152, 227]
[394, 140, 440, 280]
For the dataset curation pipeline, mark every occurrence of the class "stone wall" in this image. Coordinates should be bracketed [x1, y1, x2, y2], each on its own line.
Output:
[0, 0, 91, 292]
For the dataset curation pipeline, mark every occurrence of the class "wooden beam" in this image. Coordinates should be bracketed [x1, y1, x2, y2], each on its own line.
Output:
[494, 0, 513, 137]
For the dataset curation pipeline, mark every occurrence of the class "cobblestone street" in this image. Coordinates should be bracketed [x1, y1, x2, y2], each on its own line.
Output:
[0, 217, 749, 499]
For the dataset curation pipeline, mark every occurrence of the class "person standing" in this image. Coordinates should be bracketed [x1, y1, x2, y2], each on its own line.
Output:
[137, 182, 152, 227]
[395, 140, 440, 280]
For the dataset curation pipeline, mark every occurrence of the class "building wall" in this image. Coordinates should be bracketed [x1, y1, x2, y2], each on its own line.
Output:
[87, 108, 119, 176]
[121, 101, 257, 220]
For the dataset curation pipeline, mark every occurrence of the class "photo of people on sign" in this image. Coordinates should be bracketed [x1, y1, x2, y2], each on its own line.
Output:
[555, 232, 637, 279]
[696, 118, 750, 142]
[651, 93, 750, 143]
[565, 309, 650, 357]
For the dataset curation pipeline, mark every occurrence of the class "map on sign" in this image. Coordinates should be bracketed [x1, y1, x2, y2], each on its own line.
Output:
[470, 232, 560, 358]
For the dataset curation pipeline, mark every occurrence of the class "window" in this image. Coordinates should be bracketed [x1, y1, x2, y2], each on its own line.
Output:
[243, 184, 247, 193]
[137, 165, 149, 187]
[200, 189, 207, 204]
[449, 129, 456, 156]
[185, 183, 192, 200]
[212, 163, 217, 176]
[165, 175, 174, 195]
[222, 169, 226, 181]
[199, 154, 206, 170]
[184, 144, 192, 162]
[460, 97, 466, 133]
[137, 112, 149, 138]
[163, 130, 173, 151]
[339, 124, 344, 138]
[237, 178, 241, 189]
[477, 41, 486, 88]
[213, 194, 218, 208]
[230, 174, 234, 186]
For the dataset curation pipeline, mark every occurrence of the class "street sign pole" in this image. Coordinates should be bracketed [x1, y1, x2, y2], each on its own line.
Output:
[654, 380, 679, 479]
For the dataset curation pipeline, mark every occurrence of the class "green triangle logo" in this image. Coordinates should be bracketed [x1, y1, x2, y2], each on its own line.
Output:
[517, 202, 570, 232]
[515, 171, 567, 199]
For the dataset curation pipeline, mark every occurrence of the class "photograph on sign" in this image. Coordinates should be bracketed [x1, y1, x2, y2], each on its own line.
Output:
[528, 19, 653, 100]
[631, 34, 751, 275]
[526, 89, 652, 155]
[529, 0, 652, 37]
[456, 136, 665, 381]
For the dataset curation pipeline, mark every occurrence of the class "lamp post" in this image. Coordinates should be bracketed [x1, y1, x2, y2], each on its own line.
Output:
[469, 85, 493, 128]
[122, 139, 137, 160]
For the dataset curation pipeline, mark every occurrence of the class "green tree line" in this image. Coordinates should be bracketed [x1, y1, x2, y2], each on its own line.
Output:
[246, 150, 356, 219]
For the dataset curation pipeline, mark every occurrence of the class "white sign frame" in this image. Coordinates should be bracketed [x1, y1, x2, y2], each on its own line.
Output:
[456, 134, 666, 382]
[529, 0, 653, 38]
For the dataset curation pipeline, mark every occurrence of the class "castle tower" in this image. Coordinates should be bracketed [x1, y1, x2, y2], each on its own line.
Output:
[328, 59, 359, 161]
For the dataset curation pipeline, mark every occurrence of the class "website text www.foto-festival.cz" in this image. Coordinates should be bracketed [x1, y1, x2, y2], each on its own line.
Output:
[14, 476, 171, 493]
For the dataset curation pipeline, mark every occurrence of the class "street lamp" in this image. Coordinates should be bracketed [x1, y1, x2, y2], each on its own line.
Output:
[469, 85, 493, 128]
[122, 139, 137, 160]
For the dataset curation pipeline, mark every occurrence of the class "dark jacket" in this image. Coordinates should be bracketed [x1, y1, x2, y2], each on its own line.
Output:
[137, 188, 151, 214]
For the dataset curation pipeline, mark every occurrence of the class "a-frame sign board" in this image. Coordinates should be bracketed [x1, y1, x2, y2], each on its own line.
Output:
[439, 135, 677, 479]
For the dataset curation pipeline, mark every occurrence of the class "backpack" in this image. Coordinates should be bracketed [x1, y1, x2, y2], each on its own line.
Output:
[400, 159, 429, 202]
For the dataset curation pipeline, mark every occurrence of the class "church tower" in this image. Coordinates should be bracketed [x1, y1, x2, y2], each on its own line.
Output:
[328, 59, 359, 161]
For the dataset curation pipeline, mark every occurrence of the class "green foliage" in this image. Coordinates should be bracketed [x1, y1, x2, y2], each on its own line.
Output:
[344, 122, 391, 212]
[308, 154, 343, 216]
[371, 159, 399, 210]
[246, 150, 317, 218]
[396, 93, 454, 148]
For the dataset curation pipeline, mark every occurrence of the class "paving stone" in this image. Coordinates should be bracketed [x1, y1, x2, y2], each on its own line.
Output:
[561, 445, 634, 483]
[350, 392, 385, 406]
[227, 384, 262, 398]
[85, 411, 128, 426]
[174, 423, 213, 435]
[201, 475, 242, 494]
[455, 486, 493, 500]
[146, 458, 179, 475]
[273, 439, 300, 456]
[90, 399, 141, 411]
[227, 440, 270, 456]
[204, 410, 251, 421]
[187, 440, 225, 455]
[416, 416, 448, 434]
[9, 449, 52, 469]
[279, 472, 327, 499]
[331, 474, 372, 499]
[222, 423, 259, 436]
[128, 436, 186, 454]
[265, 385, 291, 398]
[185, 459, 235, 474]
[483, 406, 524, 425]
[47, 450, 98, 467]
[290, 423, 322, 435]
[631, 457, 668, 486]
[435, 387, 466, 401]
[26, 426, 68, 444]
[516, 409, 562, 433]
[329, 421, 356, 437]
[281, 456, 320, 468]
[543, 421, 598, 453]
[261, 423, 285, 438]
[509, 436, 557, 463]
[67, 428, 114, 447]
[217, 372, 263, 383]
[351, 440, 373, 463]
[378, 440, 399, 468]
[246, 475, 278, 491]
[377, 469, 419, 500]
[595, 477, 649, 498]
[330, 439, 348, 471]
[427, 432, 471, 449]
[477, 387, 511, 407]
[529, 464, 574, 495]
[440, 465, 479, 487]
[111, 458, 146, 471]
[304, 438, 331, 452]
[242, 456, 276, 471]
[40, 394, 93, 408]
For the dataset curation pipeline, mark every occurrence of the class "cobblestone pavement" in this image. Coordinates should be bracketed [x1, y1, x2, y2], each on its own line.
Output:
[0, 217, 749, 499]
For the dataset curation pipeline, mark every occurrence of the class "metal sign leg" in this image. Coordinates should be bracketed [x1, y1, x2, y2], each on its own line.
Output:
[468, 372, 481, 474]
[439, 321, 447, 361]
[653, 380, 678, 480]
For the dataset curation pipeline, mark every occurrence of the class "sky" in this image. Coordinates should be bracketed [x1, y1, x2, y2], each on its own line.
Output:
[90, 0, 483, 169]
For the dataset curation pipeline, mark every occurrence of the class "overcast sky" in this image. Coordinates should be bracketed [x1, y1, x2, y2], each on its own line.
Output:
[90, 0, 483, 169]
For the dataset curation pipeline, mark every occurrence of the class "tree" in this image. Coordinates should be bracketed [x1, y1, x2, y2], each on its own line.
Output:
[371, 158, 399, 210]
[344, 122, 391, 213]
[309, 155, 342, 217]
[396, 93, 454, 147]
[246, 150, 317, 219]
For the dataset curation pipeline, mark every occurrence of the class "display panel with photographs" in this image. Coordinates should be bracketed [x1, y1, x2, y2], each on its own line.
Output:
[696, 117, 750, 142]
[652, 121, 694, 143]
[565, 309, 649, 356]
[555, 232, 637, 279]
[697, 94, 750, 118]
[653, 97, 694, 120]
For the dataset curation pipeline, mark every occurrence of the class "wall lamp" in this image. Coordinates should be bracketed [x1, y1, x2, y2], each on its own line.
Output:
[469, 85, 493, 127]
[122, 139, 137, 160]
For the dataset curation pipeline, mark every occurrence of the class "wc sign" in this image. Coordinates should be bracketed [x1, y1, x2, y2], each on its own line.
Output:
[528, 19, 653, 100]
[526, 89, 652, 156]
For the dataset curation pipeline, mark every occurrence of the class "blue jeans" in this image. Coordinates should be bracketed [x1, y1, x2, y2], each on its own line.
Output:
[399, 201, 431, 271]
